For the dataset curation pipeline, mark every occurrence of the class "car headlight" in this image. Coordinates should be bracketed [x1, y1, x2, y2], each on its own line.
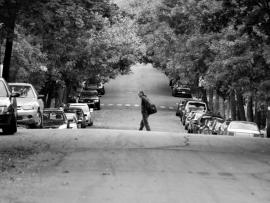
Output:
[94, 99, 99, 102]
[22, 105, 34, 110]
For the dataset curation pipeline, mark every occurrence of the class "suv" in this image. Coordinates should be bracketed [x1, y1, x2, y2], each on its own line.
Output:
[0, 78, 19, 134]
[9, 83, 44, 128]
[78, 90, 100, 110]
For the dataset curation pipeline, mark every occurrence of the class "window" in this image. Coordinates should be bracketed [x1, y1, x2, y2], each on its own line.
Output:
[0, 81, 8, 97]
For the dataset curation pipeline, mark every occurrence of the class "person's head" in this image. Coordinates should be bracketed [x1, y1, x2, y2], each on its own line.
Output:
[138, 90, 145, 98]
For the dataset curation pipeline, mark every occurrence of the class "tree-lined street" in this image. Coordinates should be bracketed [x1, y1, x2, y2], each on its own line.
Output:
[93, 63, 183, 132]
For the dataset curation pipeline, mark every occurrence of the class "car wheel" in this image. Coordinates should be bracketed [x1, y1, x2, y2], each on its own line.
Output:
[97, 103, 101, 110]
[89, 120, 93, 126]
[2, 115, 17, 135]
[30, 111, 43, 128]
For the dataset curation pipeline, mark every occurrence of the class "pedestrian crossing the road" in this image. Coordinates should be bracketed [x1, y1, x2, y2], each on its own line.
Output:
[100, 103, 175, 110]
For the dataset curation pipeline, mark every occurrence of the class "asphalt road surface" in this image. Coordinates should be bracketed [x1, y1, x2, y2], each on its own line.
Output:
[93, 63, 183, 132]
[1, 64, 270, 203]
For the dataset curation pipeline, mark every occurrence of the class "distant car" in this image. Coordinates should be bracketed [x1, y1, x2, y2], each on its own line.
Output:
[64, 112, 79, 129]
[78, 90, 100, 110]
[69, 103, 94, 126]
[187, 112, 205, 133]
[64, 107, 87, 128]
[199, 114, 224, 135]
[9, 83, 44, 128]
[172, 86, 192, 98]
[226, 121, 263, 138]
[176, 98, 193, 119]
[191, 113, 213, 134]
[84, 82, 105, 95]
[42, 108, 76, 129]
[182, 100, 207, 125]
[0, 78, 19, 134]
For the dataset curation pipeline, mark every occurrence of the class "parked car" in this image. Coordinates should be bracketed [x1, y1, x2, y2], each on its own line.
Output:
[64, 107, 87, 128]
[78, 90, 100, 110]
[191, 113, 213, 134]
[176, 98, 193, 119]
[172, 86, 192, 98]
[199, 114, 224, 135]
[184, 111, 196, 130]
[9, 83, 44, 128]
[64, 112, 79, 129]
[226, 121, 263, 137]
[0, 78, 19, 134]
[42, 108, 76, 129]
[84, 82, 105, 95]
[68, 103, 94, 126]
[182, 100, 207, 125]
[187, 112, 205, 133]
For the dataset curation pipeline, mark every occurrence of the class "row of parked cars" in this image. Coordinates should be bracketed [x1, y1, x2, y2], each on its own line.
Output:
[0, 77, 106, 134]
[175, 97, 264, 138]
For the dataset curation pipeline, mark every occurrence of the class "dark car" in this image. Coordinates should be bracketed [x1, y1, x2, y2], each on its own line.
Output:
[84, 82, 105, 95]
[79, 90, 101, 110]
[172, 86, 192, 98]
[64, 107, 87, 128]
[0, 78, 19, 134]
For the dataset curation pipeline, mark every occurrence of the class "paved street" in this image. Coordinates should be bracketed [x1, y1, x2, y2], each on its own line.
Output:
[93, 63, 183, 132]
[0, 64, 270, 203]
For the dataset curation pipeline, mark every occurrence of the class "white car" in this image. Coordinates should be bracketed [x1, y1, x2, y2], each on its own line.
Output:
[9, 83, 44, 128]
[64, 113, 78, 129]
[68, 103, 94, 126]
[226, 121, 263, 137]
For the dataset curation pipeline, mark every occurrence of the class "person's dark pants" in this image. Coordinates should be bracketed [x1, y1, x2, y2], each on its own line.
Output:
[139, 113, 151, 131]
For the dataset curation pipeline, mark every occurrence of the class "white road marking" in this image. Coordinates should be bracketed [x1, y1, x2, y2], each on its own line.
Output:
[101, 103, 105, 106]
[125, 104, 131, 107]
[134, 104, 140, 107]
[169, 107, 174, 110]
[160, 106, 166, 109]
[117, 104, 122, 106]
[108, 104, 114, 106]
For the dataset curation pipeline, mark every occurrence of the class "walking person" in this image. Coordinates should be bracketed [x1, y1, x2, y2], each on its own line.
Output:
[138, 91, 151, 131]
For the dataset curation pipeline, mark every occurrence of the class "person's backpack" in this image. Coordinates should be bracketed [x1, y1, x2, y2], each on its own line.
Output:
[147, 102, 157, 115]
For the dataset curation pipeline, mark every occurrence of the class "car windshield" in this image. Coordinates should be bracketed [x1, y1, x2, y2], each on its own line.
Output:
[10, 85, 35, 98]
[43, 112, 65, 126]
[69, 105, 89, 113]
[80, 91, 97, 97]
[229, 122, 259, 131]
[0, 81, 8, 97]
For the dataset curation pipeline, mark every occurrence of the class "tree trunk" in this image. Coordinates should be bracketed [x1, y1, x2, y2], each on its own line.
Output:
[236, 91, 246, 121]
[247, 96, 254, 122]
[201, 87, 208, 108]
[230, 90, 236, 120]
[208, 88, 214, 112]
[214, 90, 219, 114]
[2, 3, 17, 81]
